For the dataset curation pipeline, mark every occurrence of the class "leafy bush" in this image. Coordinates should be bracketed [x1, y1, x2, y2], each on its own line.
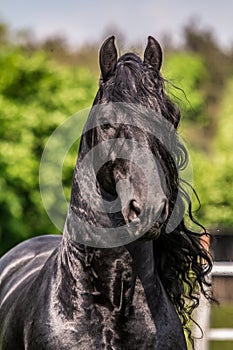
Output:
[0, 47, 98, 255]
[164, 52, 208, 123]
[189, 78, 233, 229]
[163, 53, 233, 230]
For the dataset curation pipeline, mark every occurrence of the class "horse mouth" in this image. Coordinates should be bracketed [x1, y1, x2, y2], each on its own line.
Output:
[122, 214, 165, 242]
[125, 200, 168, 240]
[141, 222, 163, 240]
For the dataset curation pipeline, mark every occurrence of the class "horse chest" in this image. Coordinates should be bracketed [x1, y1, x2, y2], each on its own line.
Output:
[48, 258, 158, 349]
[26, 251, 184, 350]
[44, 278, 158, 350]
[48, 279, 180, 350]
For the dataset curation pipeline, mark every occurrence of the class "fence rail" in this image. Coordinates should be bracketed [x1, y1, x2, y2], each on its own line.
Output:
[212, 262, 233, 276]
[194, 261, 233, 350]
[208, 328, 233, 341]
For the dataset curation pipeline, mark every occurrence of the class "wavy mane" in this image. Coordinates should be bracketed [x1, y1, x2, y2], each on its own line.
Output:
[97, 53, 215, 347]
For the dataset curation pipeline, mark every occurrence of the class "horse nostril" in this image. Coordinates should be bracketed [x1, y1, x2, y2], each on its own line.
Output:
[157, 199, 169, 224]
[128, 200, 141, 223]
[130, 200, 141, 215]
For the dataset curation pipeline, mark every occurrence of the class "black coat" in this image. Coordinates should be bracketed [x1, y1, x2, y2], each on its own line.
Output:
[0, 235, 187, 349]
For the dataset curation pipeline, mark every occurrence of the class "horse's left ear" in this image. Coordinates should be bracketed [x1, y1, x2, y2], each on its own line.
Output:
[99, 36, 118, 82]
[144, 36, 163, 71]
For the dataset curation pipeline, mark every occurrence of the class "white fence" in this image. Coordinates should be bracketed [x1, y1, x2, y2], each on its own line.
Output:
[194, 262, 233, 350]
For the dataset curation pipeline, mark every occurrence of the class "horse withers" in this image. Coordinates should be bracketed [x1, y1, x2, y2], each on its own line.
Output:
[0, 36, 213, 349]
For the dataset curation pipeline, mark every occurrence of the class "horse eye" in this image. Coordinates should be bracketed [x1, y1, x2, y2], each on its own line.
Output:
[101, 122, 113, 131]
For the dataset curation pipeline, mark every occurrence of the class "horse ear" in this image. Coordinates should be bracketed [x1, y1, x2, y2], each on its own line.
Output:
[144, 36, 163, 71]
[99, 36, 118, 82]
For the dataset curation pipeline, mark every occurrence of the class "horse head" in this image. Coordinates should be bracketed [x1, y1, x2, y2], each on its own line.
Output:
[65, 36, 184, 247]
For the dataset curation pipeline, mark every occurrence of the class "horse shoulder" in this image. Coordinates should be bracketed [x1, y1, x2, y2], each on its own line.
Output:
[0, 235, 61, 348]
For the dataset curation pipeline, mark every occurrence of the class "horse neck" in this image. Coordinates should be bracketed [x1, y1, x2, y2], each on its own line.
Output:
[57, 232, 134, 312]
[58, 232, 161, 309]
[57, 234, 187, 348]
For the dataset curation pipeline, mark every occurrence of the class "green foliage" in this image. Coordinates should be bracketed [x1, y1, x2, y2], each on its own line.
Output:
[184, 23, 233, 89]
[0, 46, 98, 255]
[163, 50, 233, 230]
[183, 23, 233, 144]
[189, 78, 233, 228]
[164, 52, 208, 123]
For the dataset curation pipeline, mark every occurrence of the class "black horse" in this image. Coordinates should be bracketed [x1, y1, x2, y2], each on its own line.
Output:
[0, 36, 213, 349]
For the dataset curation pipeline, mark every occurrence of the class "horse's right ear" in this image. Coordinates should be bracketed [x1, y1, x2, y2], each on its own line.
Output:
[144, 36, 163, 71]
[99, 36, 118, 82]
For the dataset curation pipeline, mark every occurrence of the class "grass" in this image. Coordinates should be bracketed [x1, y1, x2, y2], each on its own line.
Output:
[210, 303, 233, 350]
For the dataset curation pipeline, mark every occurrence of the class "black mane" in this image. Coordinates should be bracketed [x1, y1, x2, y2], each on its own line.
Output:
[96, 48, 214, 346]
[97, 52, 180, 128]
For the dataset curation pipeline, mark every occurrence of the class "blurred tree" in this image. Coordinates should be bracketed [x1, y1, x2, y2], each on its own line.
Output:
[164, 52, 212, 150]
[191, 78, 233, 228]
[16, 28, 37, 50]
[183, 22, 233, 137]
[184, 23, 233, 86]
[0, 21, 10, 47]
[0, 44, 97, 256]
[41, 35, 68, 53]
[164, 52, 208, 122]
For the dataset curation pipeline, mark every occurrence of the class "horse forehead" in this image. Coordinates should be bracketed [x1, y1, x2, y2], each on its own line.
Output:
[88, 102, 163, 137]
[117, 52, 142, 65]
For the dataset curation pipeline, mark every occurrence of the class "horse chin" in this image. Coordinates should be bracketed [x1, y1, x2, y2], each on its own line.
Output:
[140, 224, 163, 241]
[120, 213, 164, 242]
[124, 220, 163, 242]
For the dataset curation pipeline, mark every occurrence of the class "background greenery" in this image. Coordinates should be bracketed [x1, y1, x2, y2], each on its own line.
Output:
[0, 22, 233, 255]
[0, 21, 232, 350]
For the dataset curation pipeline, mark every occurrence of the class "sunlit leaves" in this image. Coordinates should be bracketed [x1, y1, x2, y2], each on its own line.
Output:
[0, 47, 97, 254]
